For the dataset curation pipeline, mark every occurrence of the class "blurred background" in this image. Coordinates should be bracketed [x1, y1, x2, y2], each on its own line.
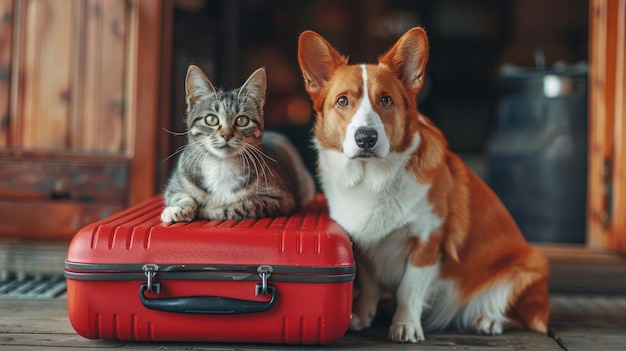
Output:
[168, 0, 590, 244]
[3, 0, 626, 297]
[0, 0, 594, 242]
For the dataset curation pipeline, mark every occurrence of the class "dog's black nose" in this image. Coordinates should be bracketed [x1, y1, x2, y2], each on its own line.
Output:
[355, 127, 378, 149]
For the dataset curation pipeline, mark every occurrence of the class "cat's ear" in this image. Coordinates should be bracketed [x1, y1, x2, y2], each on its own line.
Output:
[239, 68, 267, 108]
[185, 65, 217, 105]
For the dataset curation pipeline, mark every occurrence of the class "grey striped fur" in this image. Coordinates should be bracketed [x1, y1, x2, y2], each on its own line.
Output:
[161, 65, 315, 222]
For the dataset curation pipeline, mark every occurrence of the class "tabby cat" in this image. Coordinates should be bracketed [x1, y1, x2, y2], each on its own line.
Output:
[161, 65, 315, 222]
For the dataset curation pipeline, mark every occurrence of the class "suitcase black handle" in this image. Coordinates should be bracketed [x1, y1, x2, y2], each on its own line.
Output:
[139, 283, 277, 314]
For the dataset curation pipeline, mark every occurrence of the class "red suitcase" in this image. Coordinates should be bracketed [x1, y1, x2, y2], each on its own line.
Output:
[65, 195, 355, 344]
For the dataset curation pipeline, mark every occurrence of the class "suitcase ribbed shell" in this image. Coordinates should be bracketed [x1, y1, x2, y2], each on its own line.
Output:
[65, 195, 355, 344]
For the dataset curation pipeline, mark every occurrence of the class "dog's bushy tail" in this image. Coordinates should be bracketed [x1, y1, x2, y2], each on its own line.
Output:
[506, 250, 551, 333]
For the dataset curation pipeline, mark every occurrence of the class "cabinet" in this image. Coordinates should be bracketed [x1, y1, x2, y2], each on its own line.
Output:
[0, 0, 172, 239]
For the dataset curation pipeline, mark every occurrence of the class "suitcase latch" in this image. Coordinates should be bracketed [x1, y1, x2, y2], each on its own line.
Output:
[142, 264, 160, 293]
[256, 265, 273, 295]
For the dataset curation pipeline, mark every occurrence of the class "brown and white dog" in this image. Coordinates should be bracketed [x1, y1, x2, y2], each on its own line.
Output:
[297, 27, 550, 343]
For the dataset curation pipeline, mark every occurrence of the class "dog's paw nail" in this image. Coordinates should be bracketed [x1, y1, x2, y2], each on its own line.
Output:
[473, 317, 503, 335]
[388, 323, 424, 343]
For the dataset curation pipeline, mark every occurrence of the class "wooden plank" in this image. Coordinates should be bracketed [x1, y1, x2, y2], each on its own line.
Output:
[0, 150, 128, 239]
[72, 0, 127, 153]
[587, 0, 605, 248]
[588, 0, 618, 250]
[537, 245, 626, 294]
[0, 200, 124, 239]
[125, 0, 169, 205]
[0, 241, 69, 275]
[0, 299, 562, 351]
[612, 0, 626, 251]
[0, 0, 12, 148]
[0, 152, 128, 201]
[0, 332, 562, 351]
[2, 289, 616, 351]
[588, 0, 626, 252]
[156, 0, 174, 193]
[13, 0, 74, 150]
[549, 296, 626, 351]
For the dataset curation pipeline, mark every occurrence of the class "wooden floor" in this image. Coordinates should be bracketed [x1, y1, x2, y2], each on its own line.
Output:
[1, 241, 626, 350]
[1, 294, 625, 350]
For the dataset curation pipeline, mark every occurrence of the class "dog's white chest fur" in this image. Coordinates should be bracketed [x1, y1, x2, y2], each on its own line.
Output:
[316, 134, 442, 249]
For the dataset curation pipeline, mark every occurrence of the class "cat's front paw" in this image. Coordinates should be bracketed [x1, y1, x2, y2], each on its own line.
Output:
[161, 206, 195, 222]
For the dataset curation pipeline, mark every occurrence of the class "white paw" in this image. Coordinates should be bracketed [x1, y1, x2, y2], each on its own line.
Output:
[473, 316, 503, 335]
[388, 322, 425, 343]
[161, 206, 195, 223]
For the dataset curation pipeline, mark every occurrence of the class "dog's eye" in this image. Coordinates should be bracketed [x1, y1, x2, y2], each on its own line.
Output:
[205, 114, 219, 126]
[235, 115, 250, 127]
[381, 96, 393, 108]
[336, 96, 349, 107]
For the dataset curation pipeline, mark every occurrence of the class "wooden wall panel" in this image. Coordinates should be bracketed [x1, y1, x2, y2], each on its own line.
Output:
[588, 0, 626, 251]
[0, 0, 12, 148]
[72, 0, 127, 152]
[10, 0, 127, 153]
[125, 0, 170, 205]
[0, 153, 127, 202]
[588, 0, 610, 249]
[0, 200, 125, 239]
[614, 1, 626, 252]
[14, 0, 74, 149]
[0, 149, 131, 240]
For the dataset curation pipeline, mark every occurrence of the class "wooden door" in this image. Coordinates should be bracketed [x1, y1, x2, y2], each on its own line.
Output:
[0, 0, 171, 239]
[588, 0, 626, 251]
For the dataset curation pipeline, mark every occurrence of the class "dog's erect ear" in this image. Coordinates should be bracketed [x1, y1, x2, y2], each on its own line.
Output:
[379, 27, 429, 95]
[185, 65, 217, 105]
[298, 30, 347, 97]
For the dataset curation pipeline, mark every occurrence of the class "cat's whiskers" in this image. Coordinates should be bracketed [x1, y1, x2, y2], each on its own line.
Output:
[241, 145, 267, 192]
[246, 144, 277, 176]
[163, 144, 189, 163]
[243, 144, 277, 193]
[163, 137, 204, 164]
[249, 147, 277, 192]
[187, 142, 210, 185]
[241, 146, 263, 193]
[162, 127, 190, 136]
[239, 148, 254, 191]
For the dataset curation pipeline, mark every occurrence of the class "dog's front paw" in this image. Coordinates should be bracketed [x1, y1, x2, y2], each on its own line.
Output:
[388, 322, 425, 343]
[473, 316, 503, 335]
[161, 206, 195, 222]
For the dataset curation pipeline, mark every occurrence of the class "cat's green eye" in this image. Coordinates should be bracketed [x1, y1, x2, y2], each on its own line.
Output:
[235, 116, 250, 127]
[205, 115, 219, 126]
